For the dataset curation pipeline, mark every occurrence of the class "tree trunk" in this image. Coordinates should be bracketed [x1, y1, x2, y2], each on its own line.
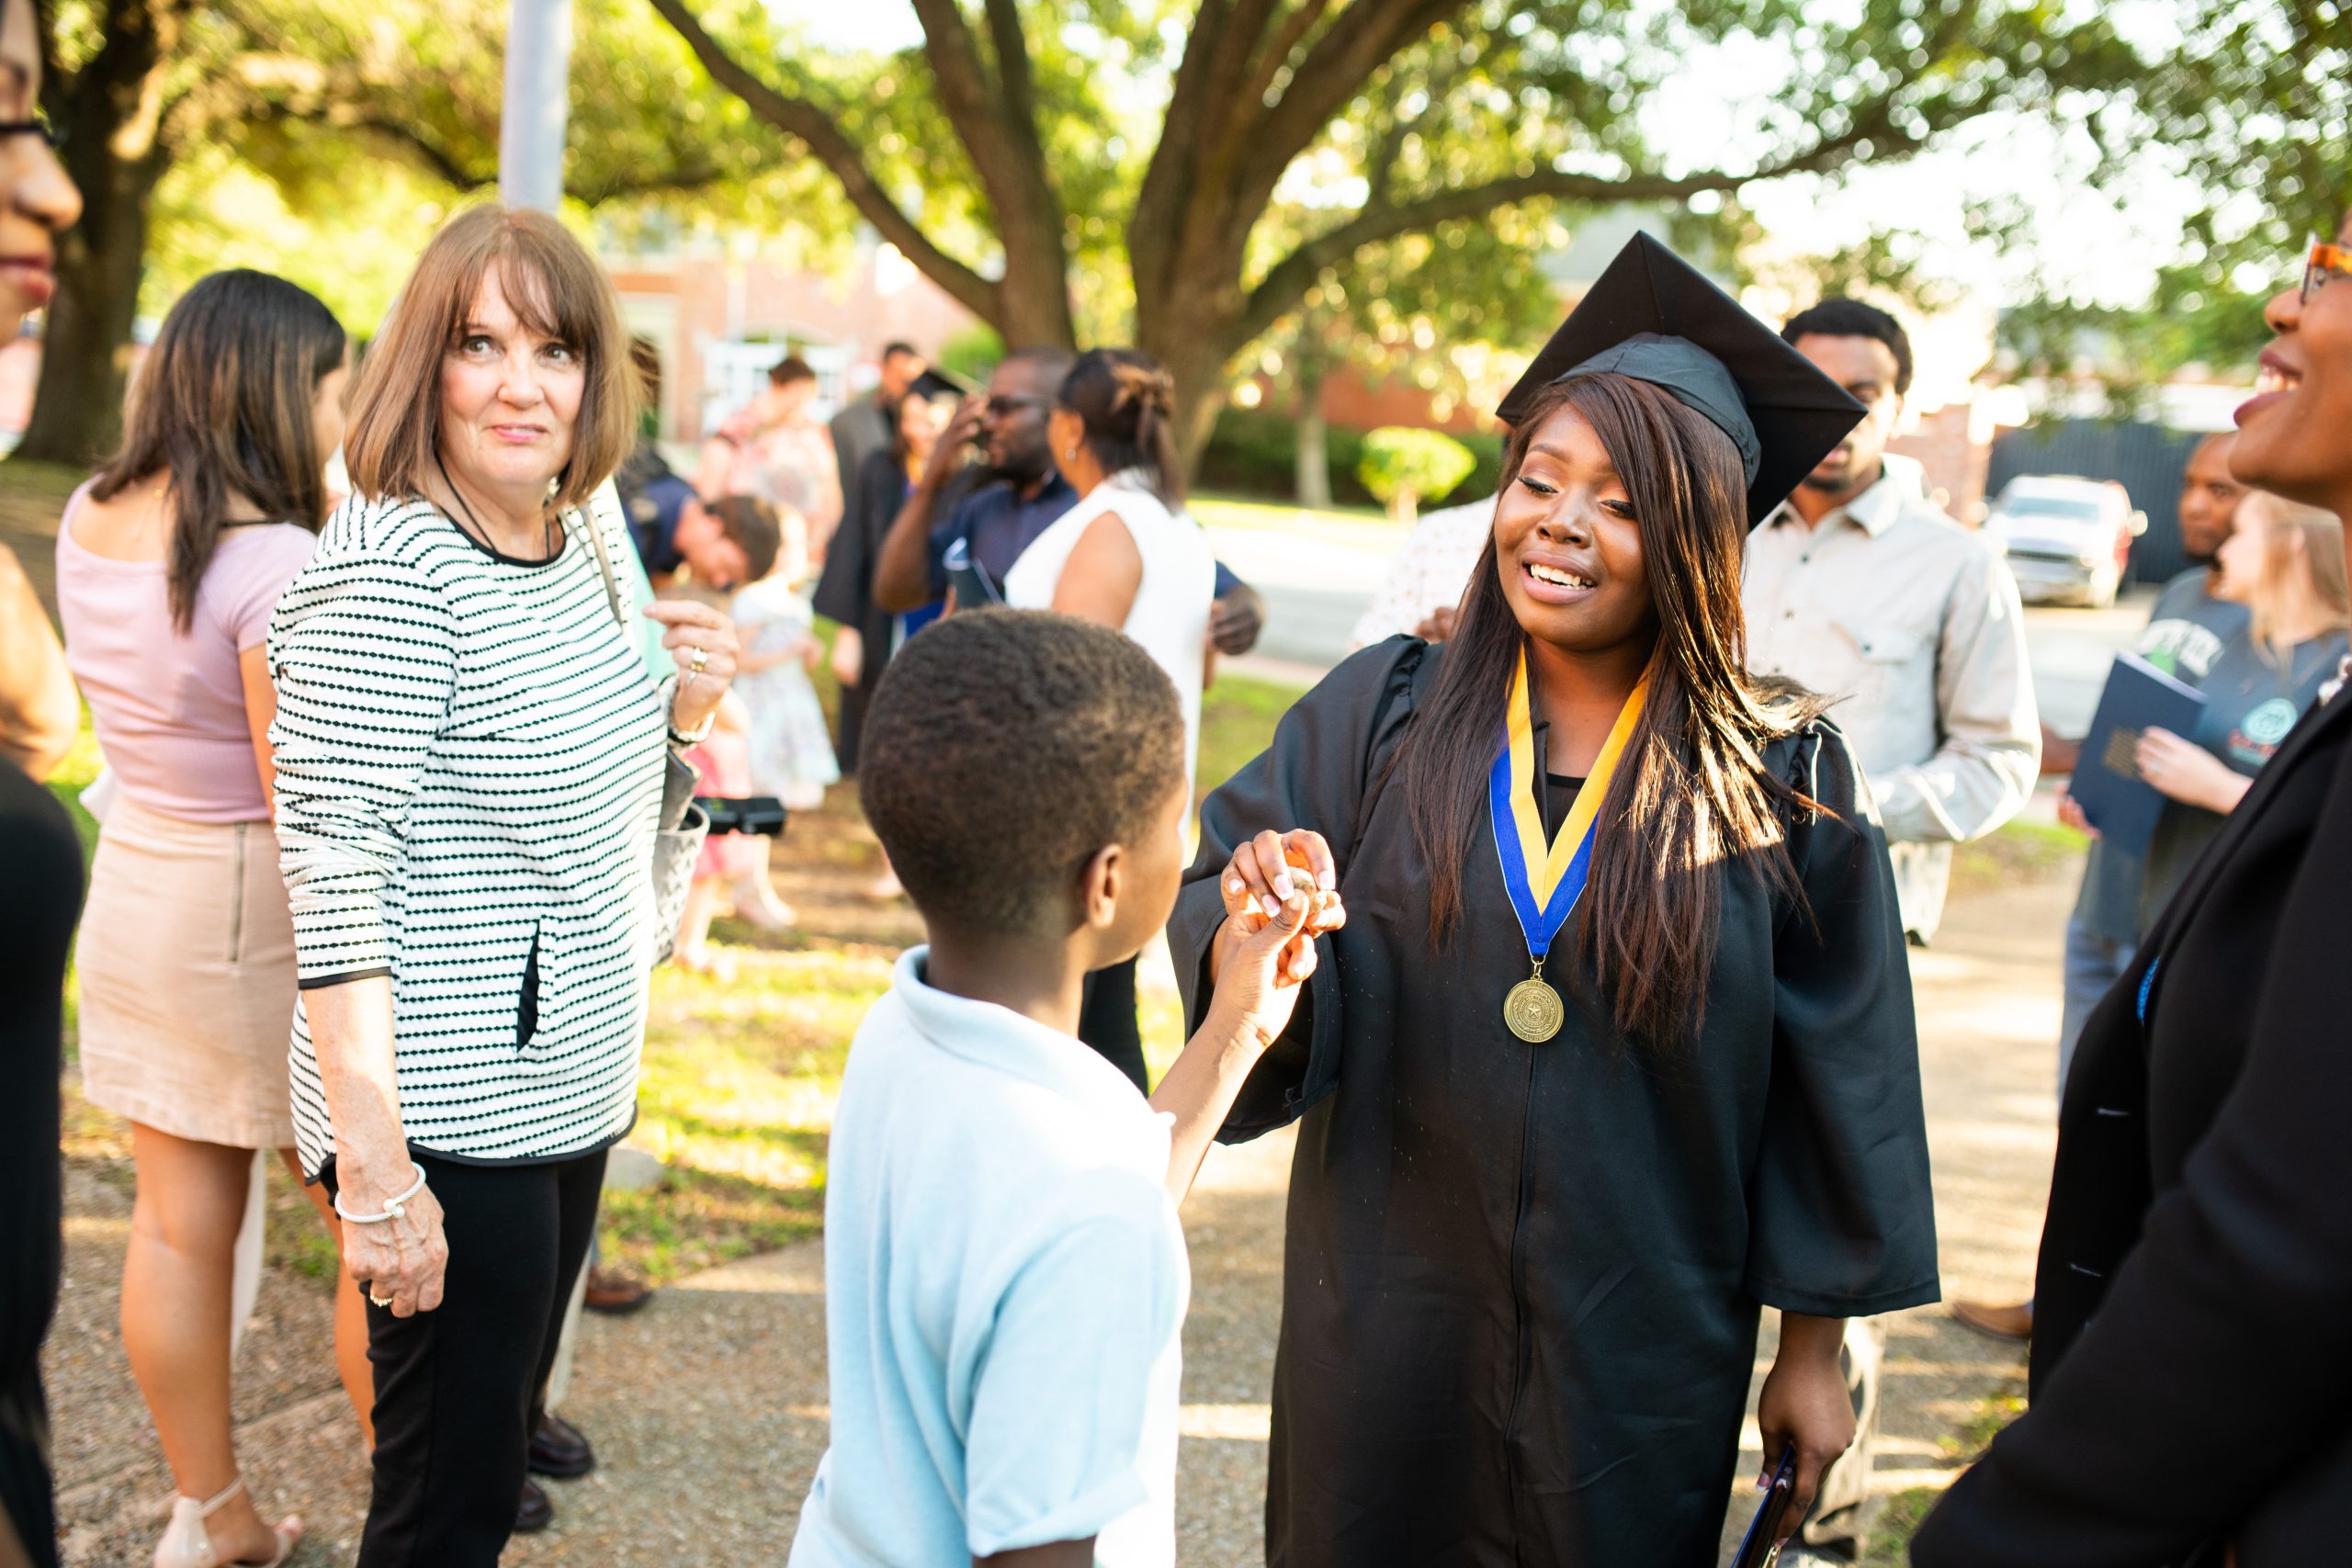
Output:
[14, 0, 180, 468]
[1138, 267, 1250, 483]
[1294, 365, 1330, 509]
[14, 155, 158, 466]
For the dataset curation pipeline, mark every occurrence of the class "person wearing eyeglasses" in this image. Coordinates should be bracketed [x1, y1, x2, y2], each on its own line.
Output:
[869, 347, 1084, 618]
[0, 4, 81, 1562]
[1913, 225, 2352, 1568]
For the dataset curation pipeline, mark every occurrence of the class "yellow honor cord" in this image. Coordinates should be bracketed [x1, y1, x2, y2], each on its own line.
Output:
[1503, 649, 1648, 908]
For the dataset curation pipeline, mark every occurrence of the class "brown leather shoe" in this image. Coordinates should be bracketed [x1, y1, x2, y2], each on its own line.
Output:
[527, 1411, 595, 1478]
[583, 1265, 655, 1315]
[515, 1477, 554, 1534]
[1951, 1299, 2034, 1341]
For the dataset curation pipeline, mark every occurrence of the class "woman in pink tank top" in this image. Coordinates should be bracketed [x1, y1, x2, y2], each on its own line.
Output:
[55, 270, 355, 1568]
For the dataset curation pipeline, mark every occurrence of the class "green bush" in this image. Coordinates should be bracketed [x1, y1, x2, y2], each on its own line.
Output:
[1197, 407, 1499, 510]
[935, 323, 1005, 385]
[1357, 427, 1479, 518]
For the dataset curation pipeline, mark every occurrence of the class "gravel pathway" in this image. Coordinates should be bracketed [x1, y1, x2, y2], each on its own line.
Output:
[50, 869, 2070, 1565]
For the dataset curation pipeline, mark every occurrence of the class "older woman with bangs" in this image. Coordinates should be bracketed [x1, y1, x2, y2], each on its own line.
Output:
[266, 205, 738, 1564]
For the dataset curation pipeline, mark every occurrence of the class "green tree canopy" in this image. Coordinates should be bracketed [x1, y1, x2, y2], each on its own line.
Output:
[21, 0, 839, 463]
[650, 0, 2175, 465]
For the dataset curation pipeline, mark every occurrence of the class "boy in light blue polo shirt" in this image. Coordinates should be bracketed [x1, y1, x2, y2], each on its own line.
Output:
[788, 611, 1329, 1568]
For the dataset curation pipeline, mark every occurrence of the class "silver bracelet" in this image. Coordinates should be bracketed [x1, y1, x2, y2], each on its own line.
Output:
[333, 1167, 428, 1224]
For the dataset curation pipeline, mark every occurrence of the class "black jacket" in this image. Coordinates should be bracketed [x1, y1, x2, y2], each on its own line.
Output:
[1914, 687, 2352, 1566]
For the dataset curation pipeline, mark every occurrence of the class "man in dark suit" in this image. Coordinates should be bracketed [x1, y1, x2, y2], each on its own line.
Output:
[1913, 220, 2352, 1568]
[830, 341, 929, 505]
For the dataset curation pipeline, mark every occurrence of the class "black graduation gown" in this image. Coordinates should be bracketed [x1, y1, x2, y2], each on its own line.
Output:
[811, 448, 915, 773]
[1911, 676, 2352, 1568]
[0, 761, 82, 1568]
[1169, 638, 1939, 1567]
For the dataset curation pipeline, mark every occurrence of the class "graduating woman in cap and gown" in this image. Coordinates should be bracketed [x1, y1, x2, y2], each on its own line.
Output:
[1163, 237, 1940, 1565]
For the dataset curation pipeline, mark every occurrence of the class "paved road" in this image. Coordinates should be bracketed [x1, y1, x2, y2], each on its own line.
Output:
[1212, 518, 2154, 737]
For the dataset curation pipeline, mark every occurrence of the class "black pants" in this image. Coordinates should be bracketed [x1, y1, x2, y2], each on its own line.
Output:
[1077, 954, 1148, 1093]
[340, 1148, 605, 1568]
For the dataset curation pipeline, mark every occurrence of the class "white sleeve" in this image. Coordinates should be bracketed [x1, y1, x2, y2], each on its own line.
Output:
[962, 1177, 1187, 1558]
[266, 525, 458, 986]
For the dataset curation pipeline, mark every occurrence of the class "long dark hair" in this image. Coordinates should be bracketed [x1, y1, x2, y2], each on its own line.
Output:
[1393, 374, 1822, 1047]
[92, 269, 347, 633]
[1058, 348, 1184, 507]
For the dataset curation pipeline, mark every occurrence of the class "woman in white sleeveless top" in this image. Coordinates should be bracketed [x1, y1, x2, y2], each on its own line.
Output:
[1003, 349, 1216, 792]
[1001, 349, 1216, 1090]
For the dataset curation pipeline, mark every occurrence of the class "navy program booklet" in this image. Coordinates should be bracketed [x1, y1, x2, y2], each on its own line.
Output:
[2072, 650, 2209, 859]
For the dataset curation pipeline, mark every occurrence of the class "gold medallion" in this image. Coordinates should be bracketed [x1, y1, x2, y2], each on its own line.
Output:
[1503, 974, 1565, 1043]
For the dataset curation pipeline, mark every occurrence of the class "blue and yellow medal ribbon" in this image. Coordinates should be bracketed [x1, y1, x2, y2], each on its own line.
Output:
[1487, 649, 1648, 964]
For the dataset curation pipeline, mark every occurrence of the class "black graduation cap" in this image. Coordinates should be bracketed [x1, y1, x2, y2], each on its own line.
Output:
[910, 366, 969, 400]
[1496, 232, 1867, 525]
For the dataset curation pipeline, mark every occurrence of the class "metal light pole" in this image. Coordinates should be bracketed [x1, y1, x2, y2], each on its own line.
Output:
[500, 0, 574, 211]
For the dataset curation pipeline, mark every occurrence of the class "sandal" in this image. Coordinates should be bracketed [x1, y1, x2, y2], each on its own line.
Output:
[673, 942, 738, 981]
[153, 1477, 300, 1568]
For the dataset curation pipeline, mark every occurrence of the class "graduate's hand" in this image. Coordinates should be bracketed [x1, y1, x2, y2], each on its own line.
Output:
[1755, 1314, 1856, 1541]
[1220, 829, 1342, 931]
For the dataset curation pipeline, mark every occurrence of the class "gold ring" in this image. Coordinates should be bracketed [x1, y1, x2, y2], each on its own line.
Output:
[369, 1292, 393, 1307]
[688, 646, 710, 675]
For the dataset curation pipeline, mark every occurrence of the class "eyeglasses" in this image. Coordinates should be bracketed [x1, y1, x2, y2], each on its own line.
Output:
[983, 394, 1052, 420]
[2302, 241, 2351, 306]
[0, 114, 62, 150]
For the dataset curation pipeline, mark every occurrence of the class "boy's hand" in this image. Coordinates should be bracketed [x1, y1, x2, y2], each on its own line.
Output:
[1209, 888, 1325, 1051]
[1209, 829, 1345, 1000]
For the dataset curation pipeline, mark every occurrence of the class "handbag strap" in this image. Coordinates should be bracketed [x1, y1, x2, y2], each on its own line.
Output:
[567, 504, 630, 634]
[564, 495, 630, 629]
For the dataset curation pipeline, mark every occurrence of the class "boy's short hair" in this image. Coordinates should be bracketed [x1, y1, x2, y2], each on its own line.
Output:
[861, 611, 1186, 937]
[705, 494, 783, 581]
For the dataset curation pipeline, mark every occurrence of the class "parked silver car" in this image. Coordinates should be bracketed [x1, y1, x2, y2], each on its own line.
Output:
[1983, 475, 2146, 608]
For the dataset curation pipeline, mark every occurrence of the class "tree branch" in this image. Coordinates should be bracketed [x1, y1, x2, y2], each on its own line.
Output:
[906, 0, 1011, 186]
[644, 0, 1002, 327]
[1130, 0, 1238, 297]
[905, 0, 1069, 342]
[981, 0, 1035, 131]
[1234, 0, 1467, 211]
[1235, 122, 1911, 347]
[1235, 0, 1333, 120]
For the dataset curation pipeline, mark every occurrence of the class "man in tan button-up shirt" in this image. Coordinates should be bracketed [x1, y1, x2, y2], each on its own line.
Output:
[1745, 299, 2040, 947]
[1744, 299, 2038, 1568]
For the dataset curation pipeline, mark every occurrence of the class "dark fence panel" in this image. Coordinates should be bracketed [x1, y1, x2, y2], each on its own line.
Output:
[1984, 419, 2211, 585]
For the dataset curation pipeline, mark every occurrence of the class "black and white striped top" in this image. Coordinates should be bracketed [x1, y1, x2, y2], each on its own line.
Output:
[268, 493, 668, 1175]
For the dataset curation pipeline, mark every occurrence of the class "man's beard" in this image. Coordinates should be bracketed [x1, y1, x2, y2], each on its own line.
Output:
[1800, 468, 1855, 494]
[988, 446, 1049, 484]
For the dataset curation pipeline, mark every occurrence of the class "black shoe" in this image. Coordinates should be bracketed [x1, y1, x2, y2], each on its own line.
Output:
[515, 1477, 554, 1533]
[528, 1411, 596, 1478]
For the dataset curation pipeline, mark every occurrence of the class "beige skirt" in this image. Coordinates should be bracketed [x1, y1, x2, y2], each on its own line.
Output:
[77, 795, 299, 1149]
